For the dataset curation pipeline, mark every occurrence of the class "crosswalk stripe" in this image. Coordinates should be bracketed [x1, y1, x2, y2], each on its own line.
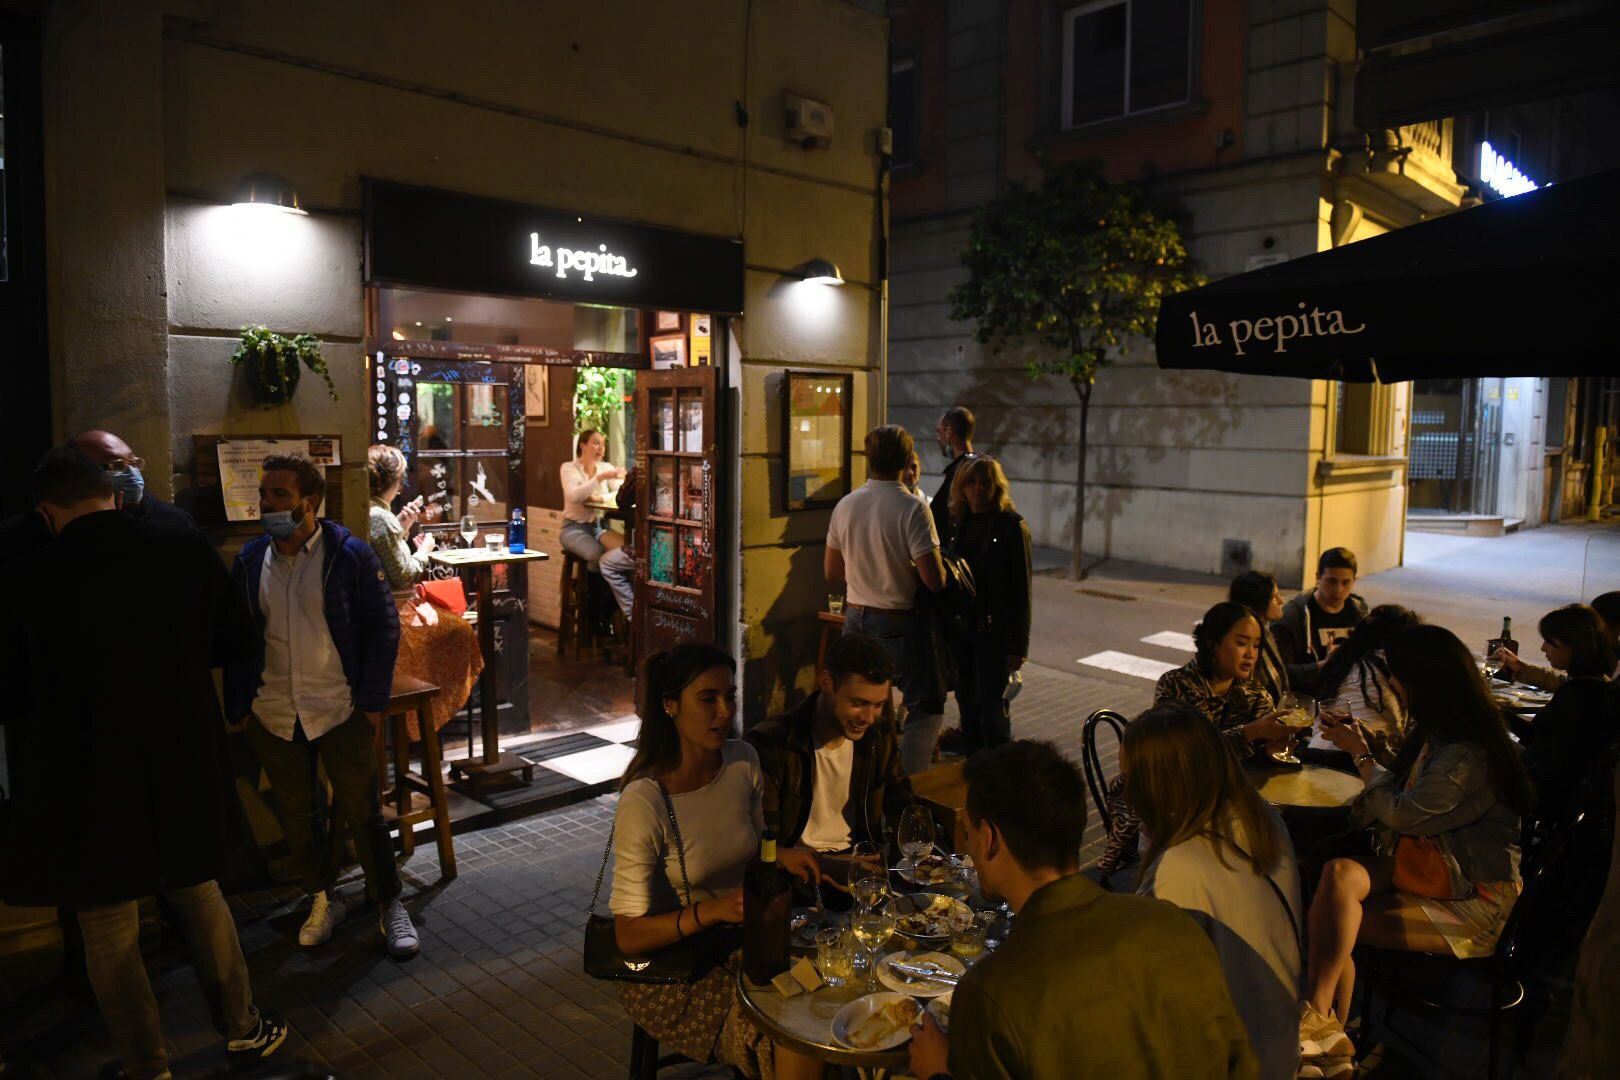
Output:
[1077, 651, 1178, 680]
[1140, 630, 1196, 652]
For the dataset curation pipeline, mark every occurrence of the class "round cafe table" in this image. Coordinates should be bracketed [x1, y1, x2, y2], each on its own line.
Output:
[1247, 762, 1364, 810]
[736, 959, 910, 1077]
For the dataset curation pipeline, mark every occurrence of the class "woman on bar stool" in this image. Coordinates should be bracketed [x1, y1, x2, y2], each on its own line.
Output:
[366, 445, 483, 741]
[560, 429, 626, 566]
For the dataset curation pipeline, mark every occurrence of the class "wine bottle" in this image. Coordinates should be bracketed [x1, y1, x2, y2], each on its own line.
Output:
[742, 829, 791, 985]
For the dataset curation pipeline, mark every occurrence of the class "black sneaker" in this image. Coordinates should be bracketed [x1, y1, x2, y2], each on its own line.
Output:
[226, 1010, 288, 1063]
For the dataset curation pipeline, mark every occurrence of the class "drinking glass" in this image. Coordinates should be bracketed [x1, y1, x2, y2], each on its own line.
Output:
[459, 515, 478, 548]
[850, 840, 889, 911]
[815, 927, 854, 987]
[898, 805, 936, 868]
[950, 920, 986, 961]
[975, 908, 1003, 950]
[1271, 692, 1317, 765]
[850, 904, 895, 990]
[1319, 696, 1353, 730]
[827, 593, 845, 616]
[484, 533, 504, 552]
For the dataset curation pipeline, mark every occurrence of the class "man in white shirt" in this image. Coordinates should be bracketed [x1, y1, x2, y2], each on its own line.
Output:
[826, 425, 947, 774]
[224, 455, 417, 958]
[746, 634, 913, 881]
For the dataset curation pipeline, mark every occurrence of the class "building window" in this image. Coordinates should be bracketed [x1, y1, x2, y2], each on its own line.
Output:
[890, 57, 918, 168]
[1061, 0, 1191, 129]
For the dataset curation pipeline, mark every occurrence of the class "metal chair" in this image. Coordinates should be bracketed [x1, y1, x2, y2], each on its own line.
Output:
[628, 1024, 692, 1079]
[1353, 801, 1606, 1078]
[1081, 709, 1129, 833]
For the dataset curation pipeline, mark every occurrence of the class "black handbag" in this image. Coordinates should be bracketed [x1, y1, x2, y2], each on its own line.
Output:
[582, 779, 741, 985]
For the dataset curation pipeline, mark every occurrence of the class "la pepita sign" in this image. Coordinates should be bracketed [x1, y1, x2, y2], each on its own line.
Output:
[529, 233, 639, 282]
[1187, 302, 1366, 357]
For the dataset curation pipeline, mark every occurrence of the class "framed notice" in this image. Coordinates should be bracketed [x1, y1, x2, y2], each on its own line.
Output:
[650, 334, 687, 370]
[523, 364, 550, 426]
[784, 371, 851, 510]
[655, 310, 682, 332]
[191, 434, 344, 529]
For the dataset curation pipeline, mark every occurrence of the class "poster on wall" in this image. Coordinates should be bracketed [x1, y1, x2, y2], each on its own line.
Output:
[650, 334, 687, 370]
[690, 314, 712, 366]
[523, 364, 550, 426]
[216, 436, 341, 521]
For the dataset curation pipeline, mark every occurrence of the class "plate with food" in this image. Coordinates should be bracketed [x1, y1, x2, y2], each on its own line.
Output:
[789, 907, 846, 948]
[898, 851, 954, 886]
[893, 893, 975, 940]
[876, 949, 964, 997]
[925, 991, 953, 1033]
[832, 992, 921, 1053]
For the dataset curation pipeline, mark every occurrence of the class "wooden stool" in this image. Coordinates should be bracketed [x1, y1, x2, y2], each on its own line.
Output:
[558, 551, 596, 659]
[374, 675, 458, 880]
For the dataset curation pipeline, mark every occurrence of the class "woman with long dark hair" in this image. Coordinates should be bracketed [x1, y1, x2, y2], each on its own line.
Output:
[609, 645, 823, 1080]
[1314, 605, 1422, 764]
[1125, 704, 1303, 1080]
[1300, 625, 1532, 1067]
[944, 455, 1033, 754]
[1228, 570, 1290, 703]
[1516, 604, 1620, 825]
[1095, 602, 1293, 877]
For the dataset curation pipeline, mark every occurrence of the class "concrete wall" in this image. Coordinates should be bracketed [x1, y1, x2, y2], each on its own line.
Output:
[37, 0, 889, 718]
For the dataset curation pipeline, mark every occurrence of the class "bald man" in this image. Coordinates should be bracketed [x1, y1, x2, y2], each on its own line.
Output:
[0, 428, 193, 564]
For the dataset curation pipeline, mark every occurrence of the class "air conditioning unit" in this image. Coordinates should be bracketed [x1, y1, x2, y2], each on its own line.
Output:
[784, 92, 834, 149]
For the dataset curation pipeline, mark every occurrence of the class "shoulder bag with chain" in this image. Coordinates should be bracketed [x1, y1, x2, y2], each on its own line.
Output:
[582, 779, 742, 984]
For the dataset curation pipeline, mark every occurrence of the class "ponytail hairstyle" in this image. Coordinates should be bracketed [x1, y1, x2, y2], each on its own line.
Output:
[620, 643, 736, 789]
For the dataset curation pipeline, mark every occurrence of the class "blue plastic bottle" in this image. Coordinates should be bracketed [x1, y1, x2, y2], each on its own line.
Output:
[508, 508, 526, 553]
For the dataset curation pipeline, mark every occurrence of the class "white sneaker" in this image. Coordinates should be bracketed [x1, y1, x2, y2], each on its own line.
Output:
[297, 891, 347, 946]
[381, 897, 420, 958]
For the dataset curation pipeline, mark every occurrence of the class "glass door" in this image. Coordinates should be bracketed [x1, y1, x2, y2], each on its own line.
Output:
[633, 366, 720, 656]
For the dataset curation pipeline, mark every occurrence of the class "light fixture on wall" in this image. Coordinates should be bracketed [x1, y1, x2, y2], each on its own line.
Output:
[230, 172, 308, 215]
[794, 258, 844, 286]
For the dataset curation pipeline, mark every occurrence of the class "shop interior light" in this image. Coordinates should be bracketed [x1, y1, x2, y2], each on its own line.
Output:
[230, 172, 308, 215]
[795, 258, 844, 286]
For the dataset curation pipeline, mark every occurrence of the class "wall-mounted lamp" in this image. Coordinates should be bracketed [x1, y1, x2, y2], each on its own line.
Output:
[794, 258, 844, 286]
[230, 172, 308, 215]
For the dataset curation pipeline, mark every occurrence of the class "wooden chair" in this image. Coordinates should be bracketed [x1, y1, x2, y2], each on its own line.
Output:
[1081, 709, 1129, 834]
[629, 1024, 691, 1079]
[374, 675, 457, 880]
[557, 551, 594, 660]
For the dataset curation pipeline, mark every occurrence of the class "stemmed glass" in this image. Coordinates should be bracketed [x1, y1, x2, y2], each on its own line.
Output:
[1270, 692, 1317, 765]
[458, 514, 478, 549]
[897, 805, 936, 873]
[850, 841, 888, 911]
[849, 903, 895, 991]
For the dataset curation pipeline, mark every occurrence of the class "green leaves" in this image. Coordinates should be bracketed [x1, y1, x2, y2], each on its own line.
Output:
[229, 325, 337, 404]
[573, 365, 625, 435]
[947, 160, 1203, 390]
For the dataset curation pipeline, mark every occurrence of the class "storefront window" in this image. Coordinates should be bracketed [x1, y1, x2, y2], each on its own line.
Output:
[411, 379, 513, 525]
[376, 286, 642, 353]
[784, 371, 852, 510]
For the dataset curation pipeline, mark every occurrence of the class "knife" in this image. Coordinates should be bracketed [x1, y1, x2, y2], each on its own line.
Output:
[888, 961, 960, 984]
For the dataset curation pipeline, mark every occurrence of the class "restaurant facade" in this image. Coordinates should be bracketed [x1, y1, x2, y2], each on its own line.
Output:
[16, 0, 891, 723]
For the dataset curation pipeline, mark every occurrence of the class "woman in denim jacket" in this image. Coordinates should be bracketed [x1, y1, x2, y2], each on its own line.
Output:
[1298, 624, 1533, 1067]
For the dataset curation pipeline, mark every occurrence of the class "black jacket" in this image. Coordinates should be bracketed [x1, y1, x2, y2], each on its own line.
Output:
[1518, 676, 1620, 825]
[1271, 589, 1368, 692]
[1, 511, 255, 905]
[745, 690, 912, 851]
[0, 495, 194, 567]
[947, 510, 1033, 658]
[930, 452, 973, 541]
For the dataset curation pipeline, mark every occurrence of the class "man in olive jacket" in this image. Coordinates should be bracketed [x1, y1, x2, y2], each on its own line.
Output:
[746, 634, 914, 866]
[908, 741, 1257, 1080]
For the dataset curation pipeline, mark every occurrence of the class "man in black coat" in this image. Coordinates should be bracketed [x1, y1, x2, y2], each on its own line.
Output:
[0, 427, 194, 565]
[0, 446, 286, 1078]
[930, 406, 976, 542]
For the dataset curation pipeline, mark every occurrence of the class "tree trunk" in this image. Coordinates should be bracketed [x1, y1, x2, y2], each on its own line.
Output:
[1072, 379, 1091, 580]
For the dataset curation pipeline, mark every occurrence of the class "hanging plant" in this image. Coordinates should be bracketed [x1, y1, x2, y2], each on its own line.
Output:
[229, 325, 337, 405]
[572, 365, 625, 435]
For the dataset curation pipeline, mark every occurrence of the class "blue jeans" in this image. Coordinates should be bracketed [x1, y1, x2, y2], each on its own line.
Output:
[843, 607, 942, 775]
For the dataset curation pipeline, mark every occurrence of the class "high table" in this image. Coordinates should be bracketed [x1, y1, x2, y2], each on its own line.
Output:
[429, 546, 549, 789]
[816, 609, 846, 672]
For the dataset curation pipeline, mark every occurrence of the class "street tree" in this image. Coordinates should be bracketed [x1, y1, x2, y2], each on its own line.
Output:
[948, 160, 1202, 579]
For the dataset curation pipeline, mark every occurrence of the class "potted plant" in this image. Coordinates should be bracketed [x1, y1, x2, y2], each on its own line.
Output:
[229, 325, 337, 405]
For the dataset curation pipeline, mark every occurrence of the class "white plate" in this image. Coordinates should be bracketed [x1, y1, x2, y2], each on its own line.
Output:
[893, 893, 975, 940]
[831, 992, 920, 1052]
[876, 949, 964, 997]
[925, 991, 954, 1033]
[897, 851, 951, 887]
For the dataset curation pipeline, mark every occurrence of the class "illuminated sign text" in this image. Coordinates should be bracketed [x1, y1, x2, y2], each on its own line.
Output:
[1479, 141, 1538, 199]
[529, 232, 639, 282]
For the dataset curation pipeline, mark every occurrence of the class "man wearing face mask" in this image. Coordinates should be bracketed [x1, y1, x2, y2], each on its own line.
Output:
[1, 446, 288, 1078]
[0, 428, 194, 565]
[222, 454, 416, 958]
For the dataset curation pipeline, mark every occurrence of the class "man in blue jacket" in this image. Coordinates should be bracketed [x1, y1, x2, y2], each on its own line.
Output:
[224, 454, 416, 957]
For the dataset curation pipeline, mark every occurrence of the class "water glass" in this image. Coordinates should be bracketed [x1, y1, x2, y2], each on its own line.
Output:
[815, 927, 854, 987]
[484, 532, 504, 552]
[950, 921, 986, 961]
[827, 594, 846, 616]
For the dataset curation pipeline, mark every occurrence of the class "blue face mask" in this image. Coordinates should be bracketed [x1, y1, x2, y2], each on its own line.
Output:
[109, 465, 145, 506]
[261, 507, 305, 539]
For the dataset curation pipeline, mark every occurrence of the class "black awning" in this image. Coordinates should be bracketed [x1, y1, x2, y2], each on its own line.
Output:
[1153, 168, 1620, 382]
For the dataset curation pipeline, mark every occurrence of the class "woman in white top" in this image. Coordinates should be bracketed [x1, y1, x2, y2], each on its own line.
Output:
[560, 429, 626, 567]
[1125, 703, 1304, 1080]
[609, 644, 824, 1080]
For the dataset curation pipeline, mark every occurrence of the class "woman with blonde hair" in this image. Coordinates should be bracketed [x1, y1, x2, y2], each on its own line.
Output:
[365, 444, 482, 740]
[943, 455, 1032, 754]
[1124, 703, 1303, 1080]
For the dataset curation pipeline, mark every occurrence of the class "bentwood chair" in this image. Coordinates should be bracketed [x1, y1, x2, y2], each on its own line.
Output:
[1081, 709, 1129, 833]
[1353, 800, 1606, 1078]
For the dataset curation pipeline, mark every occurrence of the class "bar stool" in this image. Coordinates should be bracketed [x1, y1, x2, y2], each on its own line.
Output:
[558, 551, 595, 659]
[374, 675, 458, 880]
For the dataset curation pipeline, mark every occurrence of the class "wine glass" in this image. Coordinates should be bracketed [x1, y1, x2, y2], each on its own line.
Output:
[897, 805, 936, 875]
[1271, 692, 1316, 765]
[459, 514, 478, 549]
[850, 841, 889, 911]
[850, 903, 895, 991]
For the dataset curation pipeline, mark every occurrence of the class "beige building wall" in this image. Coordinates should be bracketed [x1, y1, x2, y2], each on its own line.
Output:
[35, 0, 889, 717]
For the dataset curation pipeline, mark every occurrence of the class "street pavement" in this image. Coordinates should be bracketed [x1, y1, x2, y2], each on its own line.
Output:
[0, 525, 1603, 1078]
